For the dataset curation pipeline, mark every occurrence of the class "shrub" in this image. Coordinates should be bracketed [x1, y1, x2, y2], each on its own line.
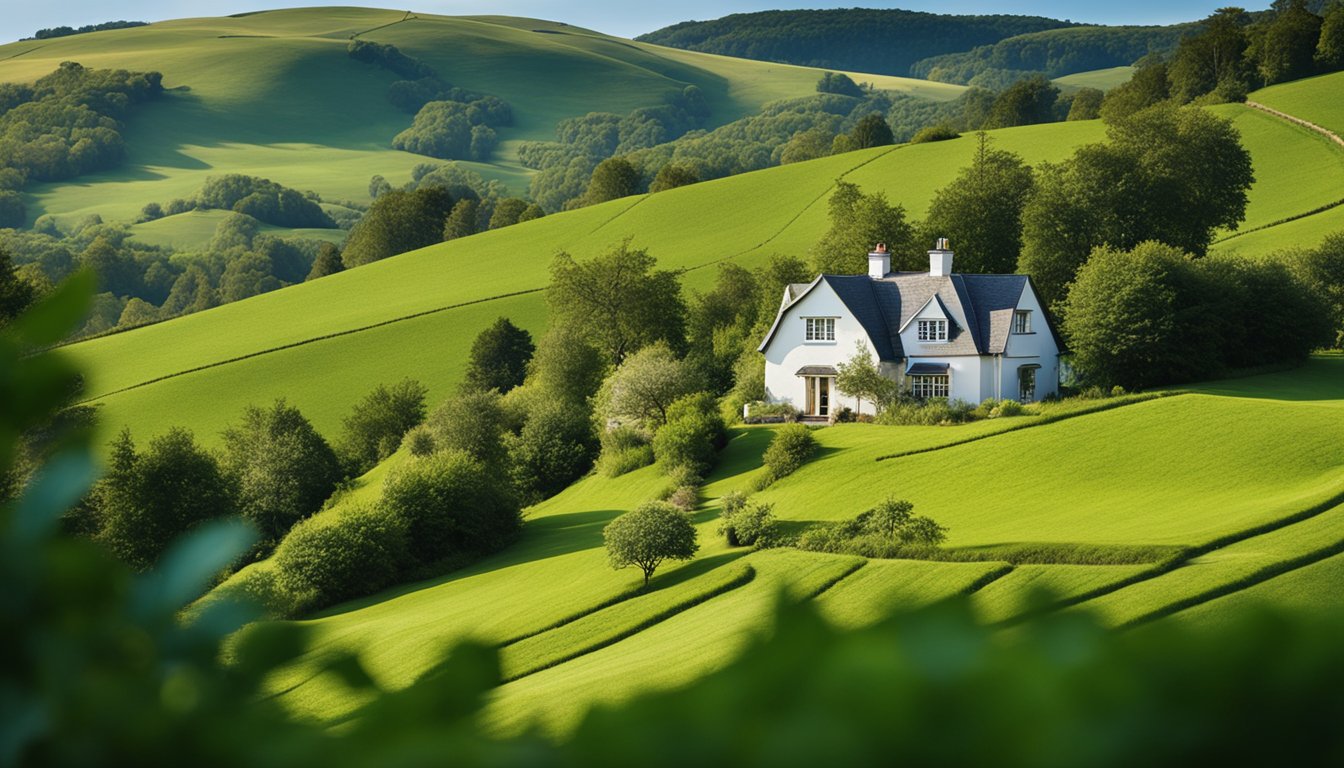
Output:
[505, 399, 598, 503]
[402, 425, 436, 457]
[910, 123, 960, 143]
[597, 425, 654, 477]
[760, 423, 818, 484]
[603, 501, 699, 586]
[425, 389, 509, 468]
[990, 399, 1024, 418]
[742, 401, 799, 424]
[667, 484, 700, 512]
[652, 392, 726, 475]
[274, 501, 408, 610]
[382, 450, 520, 568]
[719, 499, 777, 547]
[797, 497, 947, 558]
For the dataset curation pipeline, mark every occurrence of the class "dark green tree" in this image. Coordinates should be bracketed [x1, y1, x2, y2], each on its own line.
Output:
[95, 428, 236, 571]
[382, 449, 520, 567]
[504, 399, 598, 503]
[649, 163, 699, 192]
[342, 186, 455, 266]
[919, 133, 1034, 274]
[985, 75, 1060, 128]
[1100, 54, 1172, 120]
[547, 240, 687, 365]
[488, 197, 529, 229]
[442, 197, 480, 240]
[1168, 8, 1252, 103]
[426, 389, 511, 469]
[817, 71, 865, 97]
[220, 399, 342, 543]
[1065, 87, 1104, 120]
[1319, 0, 1344, 70]
[306, 242, 344, 280]
[848, 113, 894, 149]
[583, 156, 641, 205]
[0, 245, 36, 326]
[462, 316, 534, 394]
[1251, 0, 1323, 85]
[811, 181, 916, 274]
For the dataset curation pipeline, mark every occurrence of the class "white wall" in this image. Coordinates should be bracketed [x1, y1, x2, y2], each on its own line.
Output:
[763, 281, 879, 416]
[998, 281, 1060, 401]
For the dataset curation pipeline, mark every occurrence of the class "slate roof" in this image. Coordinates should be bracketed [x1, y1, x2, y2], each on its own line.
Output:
[760, 270, 1061, 360]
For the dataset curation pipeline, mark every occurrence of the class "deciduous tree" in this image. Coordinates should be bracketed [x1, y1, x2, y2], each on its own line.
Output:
[603, 501, 699, 585]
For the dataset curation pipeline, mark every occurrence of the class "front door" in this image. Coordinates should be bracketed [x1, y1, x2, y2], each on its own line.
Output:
[805, 376, 830, 416]
[1018, 366, 1037, 403]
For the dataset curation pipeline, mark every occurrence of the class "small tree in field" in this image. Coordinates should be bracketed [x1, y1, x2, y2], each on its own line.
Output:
[603, 501, 699, 586]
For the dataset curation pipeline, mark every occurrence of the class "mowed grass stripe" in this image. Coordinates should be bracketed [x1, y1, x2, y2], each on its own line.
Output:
[817, 559, 1011, 628]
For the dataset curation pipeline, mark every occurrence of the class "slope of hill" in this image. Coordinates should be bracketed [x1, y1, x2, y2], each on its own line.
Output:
[61, 71, 1344, 451]
[1053, 66, 1135, 92]
[233, 357, 1344, 734]
[635, 9, 1075, 77]
[0, 8, 960, 235]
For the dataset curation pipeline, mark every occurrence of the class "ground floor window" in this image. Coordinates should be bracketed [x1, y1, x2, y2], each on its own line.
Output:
[1018, 366, 1037, 403]
[910, 374, 949, 399]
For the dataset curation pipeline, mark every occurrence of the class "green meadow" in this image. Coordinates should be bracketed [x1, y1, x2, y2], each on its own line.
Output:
[224, 357, 1344, 735]
[1053, 66, 1136, 91]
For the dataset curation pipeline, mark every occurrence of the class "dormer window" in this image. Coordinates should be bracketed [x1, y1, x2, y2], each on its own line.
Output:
[804, 317, 836, 342]
[1014, 310, 1032, 334]
[916, 319, 947, 342]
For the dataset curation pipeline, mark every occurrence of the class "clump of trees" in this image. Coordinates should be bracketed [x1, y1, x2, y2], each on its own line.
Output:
[0, 61, 164, 227]
[171, 174, 337, 228]
[1062, 241, 1334, 390]
[25, 20, 148, 40]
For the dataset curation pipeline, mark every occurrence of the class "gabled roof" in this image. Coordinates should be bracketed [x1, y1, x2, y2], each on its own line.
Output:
[759, 270, 1061, 359]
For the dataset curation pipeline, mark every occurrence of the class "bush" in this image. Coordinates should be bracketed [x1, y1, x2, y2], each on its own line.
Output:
[603, 500, 699, 585]
[505, 399, 598, 503]
[719, 499, 777, 547]
[667, 484, 700, 512]
[337, 379, 428, 475]
[990, 399, 1024, 418]
[797, 497, 948, 558]
[597, 425, 654, 477]
[425, 389, 509, 468]
[382, 450, 520, 568]
[760, 423, 818, 484]
[652, 392, 726, 475]
[402, 425, 436, 457]
[910, 123, 960, 143]
[274, 501, 408, 610]
[876, 398, 977, 426]
[742, 401, 799, 424]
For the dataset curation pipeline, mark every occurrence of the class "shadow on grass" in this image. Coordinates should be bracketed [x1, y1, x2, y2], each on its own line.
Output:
[1188, 356, 1344, 403]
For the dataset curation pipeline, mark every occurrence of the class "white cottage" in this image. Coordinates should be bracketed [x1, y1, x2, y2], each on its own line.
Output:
[758, 239, 1063, 419]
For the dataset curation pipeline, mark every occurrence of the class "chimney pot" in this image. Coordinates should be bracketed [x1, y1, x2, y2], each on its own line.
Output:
[928, 237, 954, 277]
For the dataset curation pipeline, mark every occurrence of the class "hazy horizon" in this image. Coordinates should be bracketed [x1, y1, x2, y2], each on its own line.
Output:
[1, 1, 1252, 46]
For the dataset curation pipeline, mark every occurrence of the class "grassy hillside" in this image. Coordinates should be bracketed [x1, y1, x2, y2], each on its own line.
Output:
[1053, 66, 1135, 92]
[1252, 70, 1344, 138]
[63, 74, 1344, 450]
[0, 8, 960, 236]
[232, 357, 1344, 734]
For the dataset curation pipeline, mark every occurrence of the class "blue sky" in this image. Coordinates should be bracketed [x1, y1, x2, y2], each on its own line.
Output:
[2, 1, 1255, 44]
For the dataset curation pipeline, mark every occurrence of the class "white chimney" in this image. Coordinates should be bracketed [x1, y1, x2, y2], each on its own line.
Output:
[867, 242, 890, 279]
[929, 237, 953, 277]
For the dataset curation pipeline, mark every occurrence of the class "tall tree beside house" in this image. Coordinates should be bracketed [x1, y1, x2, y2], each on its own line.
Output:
[461, 317, 535, 395]
[1250, 0, 1324, 86]
[1019, 103, 1254, 306]
[1168, 8, 1253, 103]
[811, 181, 917, 275]
[306, 242, 344, 281]
[547, 240, 687, 365]
[686, 263, 764, 395]
[919, 133, 1035, 274]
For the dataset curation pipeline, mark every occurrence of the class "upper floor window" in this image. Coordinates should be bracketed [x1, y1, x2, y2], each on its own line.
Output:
[1014, 310, 1032, 334]
[916, 318, 948, 342]
[805, 317, 835, 342]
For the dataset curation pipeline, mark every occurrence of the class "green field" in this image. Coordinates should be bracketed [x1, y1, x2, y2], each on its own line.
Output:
[0, 8, 961, 238]
[1253, 70, 1344, 138]
[1053, 66, 1135, 91]
[225, 357, 1344, 734]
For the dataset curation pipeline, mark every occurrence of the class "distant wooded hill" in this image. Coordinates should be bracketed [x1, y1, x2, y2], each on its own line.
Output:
[637, 9, 1193, 83]
[636, 9, 1078, 76]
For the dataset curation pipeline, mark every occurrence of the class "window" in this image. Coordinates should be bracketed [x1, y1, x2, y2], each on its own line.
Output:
[916, 319, 948, 342]
[804, 317, 835, 342]
[1014, 310, 1032, 334]
[910, 374, 949, 399]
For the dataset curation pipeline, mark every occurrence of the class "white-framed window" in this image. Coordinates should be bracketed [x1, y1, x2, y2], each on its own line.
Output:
[916, 319, 948, 342]
[804, 317, 836, 342]
[910, 374, 949, 399]
[1014, 310, 1032, 334]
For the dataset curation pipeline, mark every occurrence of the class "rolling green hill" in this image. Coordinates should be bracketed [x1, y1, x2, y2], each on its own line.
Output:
[221, 355, 1344, 734]
[61, 71, 1344, 450]
[1053, 66, 1135, 92]
[0, 8, 961, 236]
